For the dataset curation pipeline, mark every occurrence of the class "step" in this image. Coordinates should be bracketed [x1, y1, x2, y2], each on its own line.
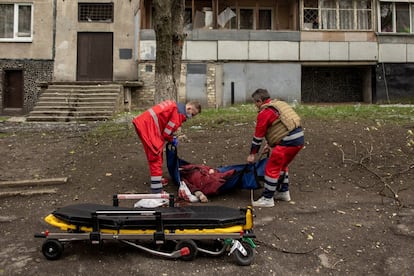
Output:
[32, 106, 114, 111]
[34, 101, 116, 107]
[36, 98, 118, 104]
[47, 85, 122, 90]
[26, 116, 112, 122]
[28, 83, 122, 122]
[39, 93, 119, 99]
[29, 110, 113, 115]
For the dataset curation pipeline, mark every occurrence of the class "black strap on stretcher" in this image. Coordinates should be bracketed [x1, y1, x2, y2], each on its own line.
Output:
[90, 210, 165, 244]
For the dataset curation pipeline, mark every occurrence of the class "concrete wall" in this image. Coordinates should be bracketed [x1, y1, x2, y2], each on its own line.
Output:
[0, 0, 54, 59]
[0, 0, 54, 114]
[377, 35, 414, 63]
[300, 41, 378, 61]
[54, 0, 139, 81]
[140, 30, 383, 63]
[222, 63, 301, 106]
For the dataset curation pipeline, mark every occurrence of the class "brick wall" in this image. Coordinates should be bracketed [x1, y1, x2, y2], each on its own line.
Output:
[206, 62, 216, 107]
[134, 61, 217, 110]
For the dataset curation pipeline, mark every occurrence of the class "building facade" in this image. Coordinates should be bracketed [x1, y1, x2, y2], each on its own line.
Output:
[138, 0, 414, 107]
[0, 0, 141, 115]
[1, 0, 413, 115]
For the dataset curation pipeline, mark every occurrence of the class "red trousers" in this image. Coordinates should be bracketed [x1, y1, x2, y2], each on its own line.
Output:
[265, 145, 303, 181]
[134, 124, 163, 177]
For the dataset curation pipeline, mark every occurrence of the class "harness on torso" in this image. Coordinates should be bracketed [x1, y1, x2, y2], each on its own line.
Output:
[261, 100, 301, 147]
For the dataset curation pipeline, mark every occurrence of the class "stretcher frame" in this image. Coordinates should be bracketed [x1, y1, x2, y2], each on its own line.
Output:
[34, 194, 256, 265]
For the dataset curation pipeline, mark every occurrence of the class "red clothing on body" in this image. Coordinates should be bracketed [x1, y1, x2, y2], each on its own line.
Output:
[133, 100, 187, 177]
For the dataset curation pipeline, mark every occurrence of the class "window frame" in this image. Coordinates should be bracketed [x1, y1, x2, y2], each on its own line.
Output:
[303, 0, 373, 31]
[258, 8, 273, 30]
[238, 7, 255, 30]
[78, 3, 114, 23]
[378, 1, 414, 33]
[0, 3, 33, 42]
[226, 6, 272, 30]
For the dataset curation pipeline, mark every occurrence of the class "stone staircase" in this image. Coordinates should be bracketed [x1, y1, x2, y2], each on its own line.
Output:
[27, 84, 123, 122]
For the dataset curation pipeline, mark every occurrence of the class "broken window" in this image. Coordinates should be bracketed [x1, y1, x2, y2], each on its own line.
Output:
[380, 1, 413, 33]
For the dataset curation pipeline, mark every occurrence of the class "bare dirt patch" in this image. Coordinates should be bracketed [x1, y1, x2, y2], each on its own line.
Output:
[0, 117, 413, 275]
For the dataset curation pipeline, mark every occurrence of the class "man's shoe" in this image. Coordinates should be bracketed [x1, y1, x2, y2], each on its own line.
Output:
[252, 196, 274, 207]
[274, 191, 291, 202]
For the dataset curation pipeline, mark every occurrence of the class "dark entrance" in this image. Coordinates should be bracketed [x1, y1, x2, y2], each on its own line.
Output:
[77, 32, 113, 81]
[3, 70, 24, 113]
[302, 67, 366, 103]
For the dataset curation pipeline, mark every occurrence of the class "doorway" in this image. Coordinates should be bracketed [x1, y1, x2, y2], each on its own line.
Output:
[77, 32, 113, 81]
[3, 70, 24, 114]
[186, 64, 208, 106]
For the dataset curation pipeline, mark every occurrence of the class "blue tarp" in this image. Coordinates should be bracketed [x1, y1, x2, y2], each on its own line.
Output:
[166, 143, 267, 192]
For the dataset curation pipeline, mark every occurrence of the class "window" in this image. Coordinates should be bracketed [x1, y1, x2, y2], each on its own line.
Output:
[184, 8, 192, 30]
[222, 7, 271, 30]
[258, 9, 272, 30]
[78, 3, 114, 22]
[303, 0, 372, 30]
[0, 3, 33, 42]
[239, 9, 254, 29]
[184, 5, 272, 30]
[304, 0, 319, 29]
[380, 1, 413, 33]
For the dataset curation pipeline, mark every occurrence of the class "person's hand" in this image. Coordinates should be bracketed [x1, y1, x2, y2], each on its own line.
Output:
[247, 154, 255, 164]
[172, 136, 178, 147]
[263, 144, 270, 153]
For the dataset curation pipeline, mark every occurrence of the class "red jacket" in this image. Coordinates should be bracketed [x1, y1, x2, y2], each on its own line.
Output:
[133, 100, 187, 154]
[250, 99, 304, 154]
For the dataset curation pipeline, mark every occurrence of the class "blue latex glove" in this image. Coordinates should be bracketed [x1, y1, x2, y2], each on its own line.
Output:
[172, 136, 178, 147]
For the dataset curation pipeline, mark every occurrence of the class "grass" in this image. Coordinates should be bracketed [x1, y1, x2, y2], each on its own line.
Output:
[297, 104, 414, 123]
[89, 103, 413, 136]
[185, 103, 414, 127]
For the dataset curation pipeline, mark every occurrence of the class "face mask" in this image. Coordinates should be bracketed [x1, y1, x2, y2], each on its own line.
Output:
[186, 112, 192, 119]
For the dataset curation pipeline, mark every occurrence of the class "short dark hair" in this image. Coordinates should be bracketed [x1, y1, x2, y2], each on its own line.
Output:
[251, 88, 270, 102]
[188, 101, 201, 114]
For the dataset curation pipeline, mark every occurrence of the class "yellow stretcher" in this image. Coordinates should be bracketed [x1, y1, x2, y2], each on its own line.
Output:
[34, 194, 256, 266]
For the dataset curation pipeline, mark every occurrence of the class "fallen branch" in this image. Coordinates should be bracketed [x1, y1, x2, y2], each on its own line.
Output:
[0, 177, 68, 188]
[0, 188, 58, 198]
[255, 236, 318, 255]
[337, 145, 403, 207]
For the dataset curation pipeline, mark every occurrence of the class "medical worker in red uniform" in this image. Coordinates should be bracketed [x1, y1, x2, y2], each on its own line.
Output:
[132, 100, 201, 207]
[247, 89, 304, 207]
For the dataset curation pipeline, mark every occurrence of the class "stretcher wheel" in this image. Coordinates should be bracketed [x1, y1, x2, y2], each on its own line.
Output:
[233, 241, 254, 266]
[42, 239, 64, 260]
[175, 240, 198, 261]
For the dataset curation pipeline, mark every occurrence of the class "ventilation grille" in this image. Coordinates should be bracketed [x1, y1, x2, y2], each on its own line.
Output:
[78, 3, 114, 22]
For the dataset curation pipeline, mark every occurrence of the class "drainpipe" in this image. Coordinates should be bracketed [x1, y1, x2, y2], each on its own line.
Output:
[134, 0, 142, 80]
[52, 0, 57, 60]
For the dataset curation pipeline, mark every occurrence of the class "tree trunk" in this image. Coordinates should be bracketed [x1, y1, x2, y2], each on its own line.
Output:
[171, 0, 185, 98]
[152, 0, 185, 104]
